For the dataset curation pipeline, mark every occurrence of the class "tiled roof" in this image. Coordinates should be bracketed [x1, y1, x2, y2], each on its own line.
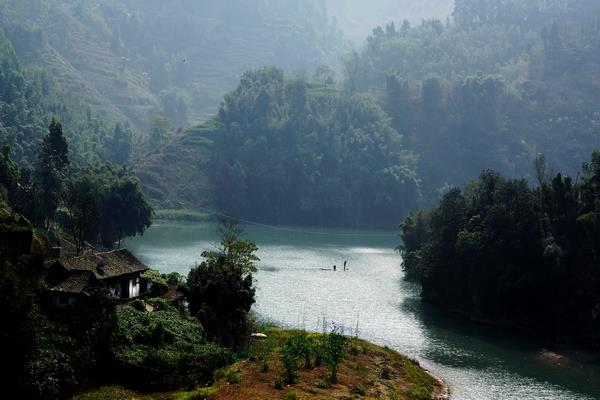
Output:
[45, 270, 96, 294]
[57, 249, 149, 280]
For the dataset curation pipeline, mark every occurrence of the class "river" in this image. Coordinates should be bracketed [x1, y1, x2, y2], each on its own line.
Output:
[126, 222, 600, 400]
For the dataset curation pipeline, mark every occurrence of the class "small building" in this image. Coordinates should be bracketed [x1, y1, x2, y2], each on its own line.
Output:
[45, 249, 150, 307]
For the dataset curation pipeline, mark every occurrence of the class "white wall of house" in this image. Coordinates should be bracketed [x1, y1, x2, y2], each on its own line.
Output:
[129, 276, 141, 298]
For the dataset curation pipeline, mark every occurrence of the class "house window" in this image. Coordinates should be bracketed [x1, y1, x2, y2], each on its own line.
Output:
[110, 283, 121, 298]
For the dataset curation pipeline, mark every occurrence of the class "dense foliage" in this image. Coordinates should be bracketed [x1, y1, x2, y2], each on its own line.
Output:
[0, 0, 344, 139]
[400, 150, 600, 346]
[114, 299, 230, 389]
[0, 30, 133, 166]
[212, 66, 419, 227]
[345, 0, 600, 202]
[187, 223, 257, 349]
[0, 197, 242, 398]
[140, 0, 600, 227]
[0, 198, 118, 399]
[65, 164, 154, 251]
[1, 118, 154, 252]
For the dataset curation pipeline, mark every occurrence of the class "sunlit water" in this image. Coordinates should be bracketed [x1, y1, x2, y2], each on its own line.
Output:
[127, 223, 600, 400]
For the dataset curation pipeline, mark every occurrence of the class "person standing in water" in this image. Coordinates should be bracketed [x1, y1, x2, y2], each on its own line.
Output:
[333, 265, 337, 271]
[343, 260, 347, 271]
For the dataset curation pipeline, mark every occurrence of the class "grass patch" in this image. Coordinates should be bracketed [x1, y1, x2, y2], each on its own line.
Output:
[153, 209, 213, 222]
[176, 385, 220, 400]
[214, 366, 241, 384]
[73, 386, 169, 400]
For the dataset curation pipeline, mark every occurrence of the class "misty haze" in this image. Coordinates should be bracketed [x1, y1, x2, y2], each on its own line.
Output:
[1, 1, 600, 399]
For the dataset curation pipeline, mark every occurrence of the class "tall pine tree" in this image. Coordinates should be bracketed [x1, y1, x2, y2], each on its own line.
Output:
[34, 119, 69, 228]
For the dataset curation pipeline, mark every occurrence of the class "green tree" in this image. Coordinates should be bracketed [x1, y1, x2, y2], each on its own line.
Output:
[313, 65, 337, 86]
[0, 143, 20, 193]
[106, 123, 132, 165]
[99, 175, 154, 248]
[65, 173, 101, 255]
[187, 223, 257, 349]
[324, 324, 347, 383]
[34, 119, 69, 228]
[45, 118, 70, 170]
[201, 219, 259, 275]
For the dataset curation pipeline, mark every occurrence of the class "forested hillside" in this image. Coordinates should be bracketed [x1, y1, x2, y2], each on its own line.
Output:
[400, 151, 600, 347]
[346, 0, 600, 199]
[4, 0, 600, 229]
[140, 0, 600, 227]
[0, 0, 343, 138]
[140, 68, 419, 227]
[213, 67, 419, 227]
[0, 30, 122, 165]
[325, 0, 453, 42]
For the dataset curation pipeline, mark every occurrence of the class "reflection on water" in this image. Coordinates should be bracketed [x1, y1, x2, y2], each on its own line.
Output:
[127, 222, 600, 400]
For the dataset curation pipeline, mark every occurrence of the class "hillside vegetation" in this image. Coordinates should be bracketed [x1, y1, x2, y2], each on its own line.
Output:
[325, 0, 453, 42]
[76, 327, 447, 400]
[140, 67, 419, 227]
[400, 150, 600, 347]
[4, 0, 600, 228]
[139, 0, 600, 227]
[0, 0, 343, 137]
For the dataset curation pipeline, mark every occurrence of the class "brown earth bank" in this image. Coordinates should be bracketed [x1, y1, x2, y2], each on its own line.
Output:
[75, 328, 448, 400]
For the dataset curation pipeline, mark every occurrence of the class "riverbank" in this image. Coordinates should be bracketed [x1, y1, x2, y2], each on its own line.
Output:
[75, 327, 448, 400]
[153, 209, 213, 222]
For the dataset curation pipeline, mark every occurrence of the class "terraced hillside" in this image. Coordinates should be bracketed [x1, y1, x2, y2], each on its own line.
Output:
[135, 122, 217, 211]
[0, 0, 157, 132]
[0, 0, 343, 137]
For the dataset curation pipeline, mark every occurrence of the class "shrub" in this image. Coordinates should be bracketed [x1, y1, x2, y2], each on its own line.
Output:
[295, 334, 313, 369]
[380, 365, 392, 380]
[176, 385, 219, 400]
[214, 366, 240, 384]
[273, 375, 284, 390]
[114, 303, 231, 389]
[130, 299, 146, 312]
[314, 379, 328, 389]
[259, 358, 269, 372]
[24, 346, 77, 399]
[351, 386, 367, 396]
[141, 269, 168, 295]
[165, 271, 186, 287]
[285, 391, 297, 400]
[281, 337, 301, 384]
[324, 325, 347, 383]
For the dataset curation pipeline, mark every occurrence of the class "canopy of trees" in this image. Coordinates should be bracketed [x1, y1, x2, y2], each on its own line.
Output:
[2, 118, 153, 253]
[0, 30, 135, 166]
[212, 66, 419, 228]
[187, 222, 258, 349]
[138, 0, 600, 227]
[400, 150, 600, 346]
[342, 0, 600, 203]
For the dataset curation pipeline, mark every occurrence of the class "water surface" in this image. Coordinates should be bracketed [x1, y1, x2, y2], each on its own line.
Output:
[127, 222, 600, 400]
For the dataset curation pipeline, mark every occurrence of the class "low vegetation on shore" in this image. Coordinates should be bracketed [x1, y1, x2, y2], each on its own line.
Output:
[152, 209, 213, 223]
[76, 327, 445, 400]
